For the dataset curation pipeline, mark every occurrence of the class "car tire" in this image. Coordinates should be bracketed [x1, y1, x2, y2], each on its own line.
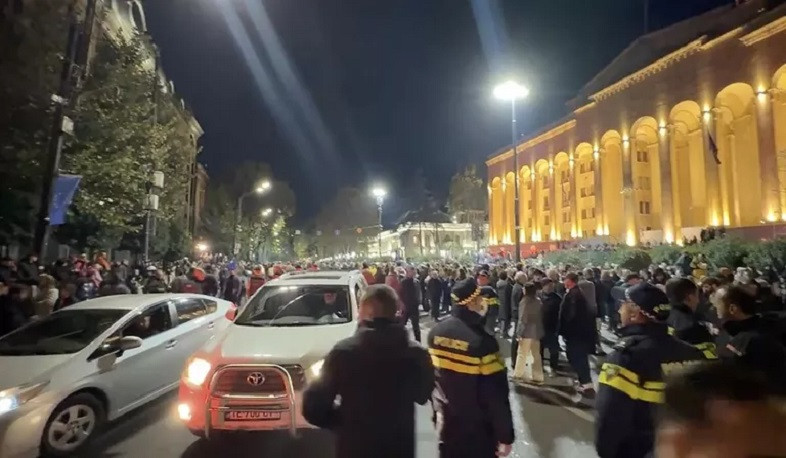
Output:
[188, 428, 206, 439]
[40, 393, 105, 457]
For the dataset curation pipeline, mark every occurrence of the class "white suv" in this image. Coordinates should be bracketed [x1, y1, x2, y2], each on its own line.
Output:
[176, 270, 367, 438]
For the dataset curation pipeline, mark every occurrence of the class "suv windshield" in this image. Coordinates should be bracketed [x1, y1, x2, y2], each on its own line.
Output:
[0, 309, 127, 355]
[236, 285, 352, 327]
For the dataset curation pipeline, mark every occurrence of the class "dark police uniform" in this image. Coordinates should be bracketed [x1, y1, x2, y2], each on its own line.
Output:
[595, 284, 705, 458]
[429, 278, 514, 458]
[666, 303, 718, 359]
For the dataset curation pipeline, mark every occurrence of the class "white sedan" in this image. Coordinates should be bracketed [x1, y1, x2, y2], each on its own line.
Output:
[0, 294, 233, 458]
[177, 270, 366, 439]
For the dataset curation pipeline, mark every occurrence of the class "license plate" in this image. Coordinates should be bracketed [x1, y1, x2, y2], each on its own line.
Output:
[224, 410, 282, 421]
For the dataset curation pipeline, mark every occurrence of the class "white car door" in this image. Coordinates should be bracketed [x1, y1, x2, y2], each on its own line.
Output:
[171, 297, 213, 362]
[94, 301, 181, 416]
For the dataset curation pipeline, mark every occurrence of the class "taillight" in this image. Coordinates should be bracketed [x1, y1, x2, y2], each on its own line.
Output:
[225, 303, 238, 321]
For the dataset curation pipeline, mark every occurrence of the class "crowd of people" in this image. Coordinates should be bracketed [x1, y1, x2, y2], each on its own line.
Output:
[3, 248, 786, 457]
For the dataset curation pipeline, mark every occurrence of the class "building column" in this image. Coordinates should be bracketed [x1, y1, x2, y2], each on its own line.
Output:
[571, 154, 581, 238]
[773, 89, 786, 217]
[593, 148, 604, 236]
[622, 136, 637, 245]
[701, 111, 722, 226]
[757, 92, 779, 221]
[549, 163, 557, 241]
[487, 184, 494, 244]
[660, 125, 676, 243]
[531, 171, 540, 242]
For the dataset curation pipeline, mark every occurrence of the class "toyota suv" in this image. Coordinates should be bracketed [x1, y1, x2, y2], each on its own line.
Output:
[176, 270, 366, 439]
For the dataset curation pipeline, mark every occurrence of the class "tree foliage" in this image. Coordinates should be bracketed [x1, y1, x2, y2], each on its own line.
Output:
[0, 3, 198, 255]
[448, 165, 487, 222]
[313, 186, 377, 257]
[0, 1, 70, 244]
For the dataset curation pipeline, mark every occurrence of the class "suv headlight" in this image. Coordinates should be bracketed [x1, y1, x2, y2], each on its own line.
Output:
[0, 382, 49, 415]
[184, 358, 212, 387]
[309, 359, 325, 378]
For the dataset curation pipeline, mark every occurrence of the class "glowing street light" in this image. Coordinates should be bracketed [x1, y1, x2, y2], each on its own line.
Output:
[370, 186, 387, 259]
[234, 179, 273, 255]
[261, 207, 273, 217]
[255, 180, 272, 194]
[493, 81, 529, 101]
[195, 242, 209, 252]
[494, 80, 529, 262]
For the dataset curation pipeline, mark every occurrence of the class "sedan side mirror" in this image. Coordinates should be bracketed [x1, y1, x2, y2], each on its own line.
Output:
[225, 304, 238, 322]
[91, 336, 143, 362]
[101, 335, 143, 356]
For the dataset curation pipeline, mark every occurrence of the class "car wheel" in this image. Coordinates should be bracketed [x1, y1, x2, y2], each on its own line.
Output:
[188, 428, 206, 439]
[40, 393, 105, 457]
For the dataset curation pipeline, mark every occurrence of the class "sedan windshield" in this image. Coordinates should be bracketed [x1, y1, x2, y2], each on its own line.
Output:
[0, 309, 127, 355]
[236, 285, 351, 327]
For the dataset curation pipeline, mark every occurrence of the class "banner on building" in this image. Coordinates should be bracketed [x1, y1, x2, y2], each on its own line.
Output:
[48, 174, 82, 226]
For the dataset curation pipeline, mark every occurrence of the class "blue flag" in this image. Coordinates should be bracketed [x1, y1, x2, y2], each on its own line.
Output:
[48, 174, 81, 226]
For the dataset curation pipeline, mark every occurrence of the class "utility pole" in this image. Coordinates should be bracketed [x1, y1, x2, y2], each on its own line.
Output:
[33, 0, 100, 260]
[643, 0, 650, 34]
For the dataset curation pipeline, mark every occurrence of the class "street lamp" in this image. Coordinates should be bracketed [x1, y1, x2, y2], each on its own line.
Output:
[494, 80, 529, 262]
[233, 180, 273, 256]
[371, 186, 387, 259]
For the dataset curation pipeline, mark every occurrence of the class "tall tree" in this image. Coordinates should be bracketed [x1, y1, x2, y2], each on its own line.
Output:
[314, 187, 377, 257]
[448, 165, 487, 222]
[0, 1, 70, 244]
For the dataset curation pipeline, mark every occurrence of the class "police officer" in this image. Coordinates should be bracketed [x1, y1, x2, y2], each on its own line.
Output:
[429, 278, 514, 458]
[595, 283, 705, 458]
[664, 277, 718, 359]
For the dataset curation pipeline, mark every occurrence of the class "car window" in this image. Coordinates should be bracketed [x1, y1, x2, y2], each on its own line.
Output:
[175, 298, 207, 324]
[202, 299, 218, 314]
[121, 303, 173, 339]
[236, 285, 351, 327]
[0, 309, 126, 355]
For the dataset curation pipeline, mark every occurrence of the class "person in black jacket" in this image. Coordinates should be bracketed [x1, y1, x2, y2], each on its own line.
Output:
[665, 278, 718, 359]
[496, 271, 512, 335]
[714, 285, 786, 393]
[509, 272, 526, 369]
[595, 283, 706, 458]
[427, 269, 443, 322]
[539, 278, 562, 373]
[303, 284, 434, 458]
[559, 272, 596, 397]
[429, 278, 514, 458]
[400, 266, 422, 342]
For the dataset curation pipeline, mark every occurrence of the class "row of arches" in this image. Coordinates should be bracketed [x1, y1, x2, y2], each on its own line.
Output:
[490, 66, 786, 246]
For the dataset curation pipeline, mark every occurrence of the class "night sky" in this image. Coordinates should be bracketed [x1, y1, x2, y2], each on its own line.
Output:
[144, 0, 730, 222]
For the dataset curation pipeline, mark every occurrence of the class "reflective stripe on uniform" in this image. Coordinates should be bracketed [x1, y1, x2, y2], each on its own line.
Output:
[693, 342, 718, 359]
[429, 348, 481, 364]
[431, 355, 481, 374]
[429, 349, 505, 375]
[598, 363, 664, 404]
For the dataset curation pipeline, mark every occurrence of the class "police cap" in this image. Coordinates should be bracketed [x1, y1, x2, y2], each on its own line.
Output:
[451, 277, 481, 306]
[626, 282, 671, 321]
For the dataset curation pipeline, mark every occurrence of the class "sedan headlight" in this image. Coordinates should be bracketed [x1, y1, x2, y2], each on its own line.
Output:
[309, 359, 325, 378]
[0, 382, 49, 415]
[184, 358, 212, 387]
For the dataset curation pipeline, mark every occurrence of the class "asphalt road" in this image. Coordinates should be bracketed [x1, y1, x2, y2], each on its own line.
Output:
[83, 317, 601, 458]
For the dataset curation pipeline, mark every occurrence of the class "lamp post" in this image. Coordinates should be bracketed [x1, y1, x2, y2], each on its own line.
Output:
[371, 187, 387, 259]
[233, 180, 271, 256]
[494, 80, 529, 262]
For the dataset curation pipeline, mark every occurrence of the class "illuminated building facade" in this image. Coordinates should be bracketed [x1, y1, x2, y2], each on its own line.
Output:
[486, 0, 786, 253]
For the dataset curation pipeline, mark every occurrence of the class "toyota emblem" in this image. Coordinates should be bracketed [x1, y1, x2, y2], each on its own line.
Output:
[246, 372, 266, 386]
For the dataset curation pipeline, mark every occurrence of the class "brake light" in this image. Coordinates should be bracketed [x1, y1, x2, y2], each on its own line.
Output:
[225, 303, 238, 321]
